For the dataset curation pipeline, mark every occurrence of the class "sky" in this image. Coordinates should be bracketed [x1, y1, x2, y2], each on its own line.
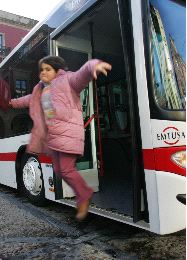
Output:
[0, 0, 64, 21]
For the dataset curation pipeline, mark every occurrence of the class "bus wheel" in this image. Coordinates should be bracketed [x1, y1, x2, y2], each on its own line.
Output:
[20, 154, 46, 206]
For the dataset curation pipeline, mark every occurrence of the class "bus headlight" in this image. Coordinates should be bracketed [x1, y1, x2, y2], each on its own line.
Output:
[171, 151, 186, 169]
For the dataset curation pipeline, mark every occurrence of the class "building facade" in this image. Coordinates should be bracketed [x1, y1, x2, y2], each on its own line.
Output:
[0, 10, 38, 61]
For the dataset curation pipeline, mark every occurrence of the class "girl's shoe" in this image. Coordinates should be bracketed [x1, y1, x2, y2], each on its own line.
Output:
[76, 199, 90, 221]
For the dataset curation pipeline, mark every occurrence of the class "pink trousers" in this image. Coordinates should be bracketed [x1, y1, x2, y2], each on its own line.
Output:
[51, 150, 93, 206]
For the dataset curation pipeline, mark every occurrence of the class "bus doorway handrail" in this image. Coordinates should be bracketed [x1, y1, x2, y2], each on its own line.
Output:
[84, 113, 95, 129]
[84, 108, 104, 177]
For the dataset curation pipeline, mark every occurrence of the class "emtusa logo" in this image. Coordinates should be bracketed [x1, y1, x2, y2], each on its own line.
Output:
[157, 127, 186, 145]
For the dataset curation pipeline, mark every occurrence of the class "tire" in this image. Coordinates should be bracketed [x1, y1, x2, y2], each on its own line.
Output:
[20, 153, 47, 206]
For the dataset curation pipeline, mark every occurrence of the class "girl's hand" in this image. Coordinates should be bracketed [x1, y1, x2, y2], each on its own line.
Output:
[8, 100, 12, 107]
[93, 62, 112, 80]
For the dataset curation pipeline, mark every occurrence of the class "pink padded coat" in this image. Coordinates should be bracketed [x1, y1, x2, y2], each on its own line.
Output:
[11, 59, 100, 155]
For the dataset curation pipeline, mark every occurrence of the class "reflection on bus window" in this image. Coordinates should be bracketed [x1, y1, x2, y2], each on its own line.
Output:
[15, 80, 27, 98]
[150, 0, 186, 110]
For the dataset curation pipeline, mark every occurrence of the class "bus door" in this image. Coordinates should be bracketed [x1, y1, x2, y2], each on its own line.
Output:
[86, 0, 147, 222]
[51, 34, 99, 199]
[50, 0, 147, 222]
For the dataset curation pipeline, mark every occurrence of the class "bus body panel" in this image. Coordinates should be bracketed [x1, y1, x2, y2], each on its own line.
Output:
[131, 0, 154, 150]
[0, 134, 30, 188]
[144, 170, 160, 233]
[156, 171, 186, 234]
[0, 162, 17, 188]
[146, 170, 186, 235]
[145, 170, 186, 234]
[132, 0, 186, 233]
[41, 163, 56, 201]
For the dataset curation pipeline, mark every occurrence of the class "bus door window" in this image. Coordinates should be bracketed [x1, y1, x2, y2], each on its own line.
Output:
[98, 80, 129, 136]
[97, 85, 112, 134]
[110, 81, 129, 133]
[58, 48, 90, 122]
[58, 47, 93, 170]
[98, 81, 130, 136]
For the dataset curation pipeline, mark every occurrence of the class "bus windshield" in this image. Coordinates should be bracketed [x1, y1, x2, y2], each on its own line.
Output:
[150, 0, 186, 110]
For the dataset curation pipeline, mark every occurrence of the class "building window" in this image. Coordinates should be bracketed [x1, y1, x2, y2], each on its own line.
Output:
[15, 80, 27, 97]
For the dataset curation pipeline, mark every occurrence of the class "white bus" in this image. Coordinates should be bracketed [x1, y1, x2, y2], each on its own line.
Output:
[0, 0, 185, 235]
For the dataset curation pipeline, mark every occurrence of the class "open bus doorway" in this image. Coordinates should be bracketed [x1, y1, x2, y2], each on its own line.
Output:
[52, 0, 144, 218]
[88, 0, 133, 216]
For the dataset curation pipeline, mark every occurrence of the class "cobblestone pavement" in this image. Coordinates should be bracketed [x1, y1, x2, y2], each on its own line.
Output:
[0, 185, 185, 260]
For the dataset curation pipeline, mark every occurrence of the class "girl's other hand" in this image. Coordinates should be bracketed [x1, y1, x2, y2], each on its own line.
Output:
[93, 62, 112, 80]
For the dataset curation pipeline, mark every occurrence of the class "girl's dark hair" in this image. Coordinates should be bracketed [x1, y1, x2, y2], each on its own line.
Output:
[39, 55, 68, 72]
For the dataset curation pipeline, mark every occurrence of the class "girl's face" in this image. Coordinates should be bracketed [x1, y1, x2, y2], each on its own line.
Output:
[39, 63, 57, 83]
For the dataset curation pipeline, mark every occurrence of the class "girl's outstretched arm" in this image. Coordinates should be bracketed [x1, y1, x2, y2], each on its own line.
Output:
[68, 59, 111, 93]
[10, 94, 31, 109]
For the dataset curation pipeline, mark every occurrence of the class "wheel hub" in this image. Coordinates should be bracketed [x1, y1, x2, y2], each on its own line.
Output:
[23, 157, 42, 196]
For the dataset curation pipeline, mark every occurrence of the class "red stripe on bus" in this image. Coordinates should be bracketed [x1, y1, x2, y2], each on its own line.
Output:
[38, 155, 52, 164]
[143, 146, 186, 177]
[0, 153, 17, 161]
[0, 148, 185, 177]
[0, 153, 52, 164]
[142, 149, 156, 170]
